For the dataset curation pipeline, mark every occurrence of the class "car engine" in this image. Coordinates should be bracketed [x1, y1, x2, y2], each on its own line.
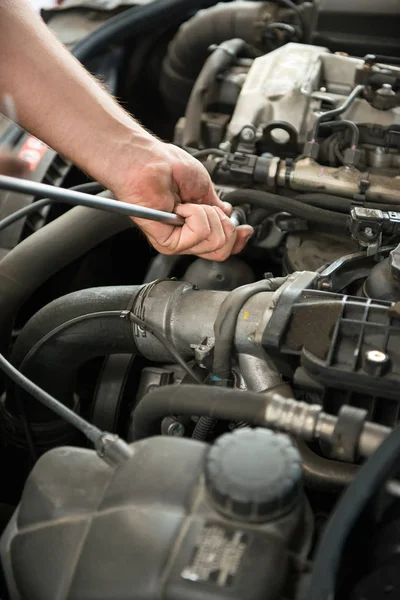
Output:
[1, 1, 400, 599]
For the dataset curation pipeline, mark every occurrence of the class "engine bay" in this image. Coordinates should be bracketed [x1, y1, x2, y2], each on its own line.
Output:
[1, 1, 400, 598]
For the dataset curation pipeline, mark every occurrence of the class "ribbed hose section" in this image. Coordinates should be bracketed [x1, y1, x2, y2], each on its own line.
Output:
[192, 416, 216, 440]
[0, 206, 133, 355]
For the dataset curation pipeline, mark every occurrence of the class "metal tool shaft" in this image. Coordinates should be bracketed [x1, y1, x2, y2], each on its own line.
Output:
[0, 174, 185, 226]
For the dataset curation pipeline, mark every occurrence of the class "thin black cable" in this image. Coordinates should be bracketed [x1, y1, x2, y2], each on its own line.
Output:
[130, 313, 203, 384]
[0, 352, 102, 444]
[191, 148, 227, 160]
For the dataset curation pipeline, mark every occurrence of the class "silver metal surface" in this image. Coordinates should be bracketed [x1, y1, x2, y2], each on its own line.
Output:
[358, 421, 390, 457]
[275, 158, 400, 203]
[225, 44, 400, 146]
[227, 43, 327, 144]
[264, 394, 323, 441]
[132, 279, 277, 361]
[365, 350, 389, 364]
[0, 175, 185, 226]
[238, 353, 292, 396]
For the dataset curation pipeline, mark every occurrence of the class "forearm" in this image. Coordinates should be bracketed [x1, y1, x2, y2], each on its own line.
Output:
[0, 0, 152, 189]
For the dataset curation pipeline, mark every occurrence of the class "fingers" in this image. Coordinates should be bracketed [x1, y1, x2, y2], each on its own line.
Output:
[231, 225, 254, 255]
[139, 203, 253, 261]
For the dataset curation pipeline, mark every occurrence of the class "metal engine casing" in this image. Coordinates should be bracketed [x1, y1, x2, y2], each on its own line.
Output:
[226, 42, 400, 145]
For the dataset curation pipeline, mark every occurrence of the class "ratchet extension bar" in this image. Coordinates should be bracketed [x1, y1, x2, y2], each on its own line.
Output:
[0, 174, 185, 226]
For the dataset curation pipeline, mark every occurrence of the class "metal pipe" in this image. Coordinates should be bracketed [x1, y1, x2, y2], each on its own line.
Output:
[311, 84, 364, 141]
[0, 175, 185, 226]
[276, 158, 400, 203]
[265, 393, 391, 459]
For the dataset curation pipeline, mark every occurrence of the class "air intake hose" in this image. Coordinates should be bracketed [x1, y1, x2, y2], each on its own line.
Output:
[160, 1, 276, 116]
[8, 286, 141, 421]
[0, 207, 133, 356]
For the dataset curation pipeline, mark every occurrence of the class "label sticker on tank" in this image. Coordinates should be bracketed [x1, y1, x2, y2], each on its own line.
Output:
[181, 523, 248, 587]
[18, 136, 48, 171]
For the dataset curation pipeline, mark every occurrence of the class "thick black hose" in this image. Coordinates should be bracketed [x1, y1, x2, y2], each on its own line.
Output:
[192, 415, 216, 440]
[72, 0, 227, 64]
[296, 440, 357, 493]
[182, 39, 248, 148]
[295, 193, 400, 214]
[0, 206, 133, 355]
[213, 278, 286, 381]
[130, 384, 268, 441]
[130, 384, 358, 493]
[308, 423, 400, 600]
[160, 1, 272, 115]
[223, 189, 348, 227]
[9, 286, 140, 420]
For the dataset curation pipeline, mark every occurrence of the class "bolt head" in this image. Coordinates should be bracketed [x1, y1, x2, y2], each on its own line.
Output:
[167, 422, 185, 437]
[241, 127, 255, 142]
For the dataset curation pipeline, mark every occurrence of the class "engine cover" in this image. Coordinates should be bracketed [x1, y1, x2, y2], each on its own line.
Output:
[226, 42, 400, 145]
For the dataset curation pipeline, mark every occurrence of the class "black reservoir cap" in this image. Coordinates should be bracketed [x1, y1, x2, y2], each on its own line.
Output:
[205, 428, 302, 523]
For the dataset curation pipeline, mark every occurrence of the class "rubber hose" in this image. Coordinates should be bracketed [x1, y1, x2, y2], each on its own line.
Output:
[72, 0, 229, 64]
[182, 38, 248, 147]
[9, 286, 141, 421]
[308, 422, 400, 600]
[192, 415, 216, 440]
[295, 193, 400, 214]
[296, 440, 357, 493]
[0, 206, 133, 355]
[213, 278, 286, 381]
[160, 1, 273, 115]
[130, 384, 269, 441]
[223, 189, 348, 227]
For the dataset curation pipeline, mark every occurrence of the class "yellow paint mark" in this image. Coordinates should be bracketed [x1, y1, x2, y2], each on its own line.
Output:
[243, 311, 249, 320]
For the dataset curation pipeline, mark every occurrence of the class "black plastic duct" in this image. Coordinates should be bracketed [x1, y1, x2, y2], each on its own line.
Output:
[9, 286, 141, 421]
[160, 1, 275, 116]
[0, 207, 133, 355]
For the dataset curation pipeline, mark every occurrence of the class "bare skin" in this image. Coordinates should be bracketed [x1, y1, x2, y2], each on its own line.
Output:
[0, 0, 253, 260]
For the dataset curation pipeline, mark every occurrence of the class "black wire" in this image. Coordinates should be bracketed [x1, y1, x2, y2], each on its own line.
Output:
[191, 148, 227, 160]
[130, 313, 203, 385]
[0, 352, 102, 444]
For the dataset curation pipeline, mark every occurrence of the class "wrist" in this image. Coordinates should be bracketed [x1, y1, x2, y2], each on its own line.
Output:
[87, 121, 162, 193]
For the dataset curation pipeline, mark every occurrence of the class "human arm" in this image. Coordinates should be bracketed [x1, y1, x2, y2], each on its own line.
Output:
[0, 0, 253, 260]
